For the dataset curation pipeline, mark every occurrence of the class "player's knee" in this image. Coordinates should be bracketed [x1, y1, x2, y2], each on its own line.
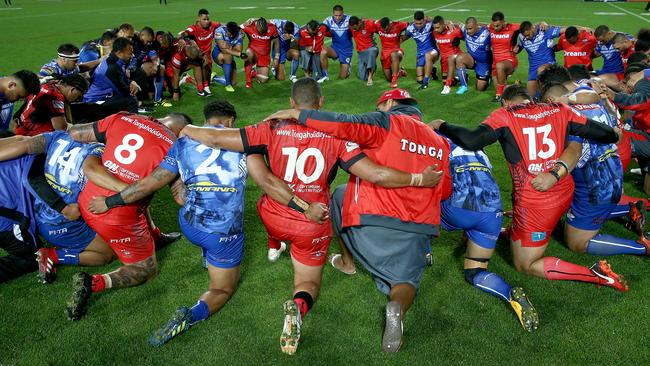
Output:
[464, 267, 486, 285]
[512, 257, 534, 274]
[496, 62, 507, 72]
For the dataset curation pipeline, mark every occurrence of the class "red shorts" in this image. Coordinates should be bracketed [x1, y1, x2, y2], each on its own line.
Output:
[257, 197, 331, 266]
[511, 197, 571, 247]
[381, 48, 404, 70]
[164, 62, 174, 78]
[492, 57, 518, 74]
[440, 52, 460, 74]
[250, 49, 271, 68]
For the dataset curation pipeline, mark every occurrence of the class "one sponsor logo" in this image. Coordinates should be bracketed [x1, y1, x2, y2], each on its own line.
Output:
[378, 31, 399, 38]
[111, 237, 132, 244]
[565, 51, 588, 57]
[491, 33, 511, 39]
[345, 141, 359, 152]
[311, 235, 330, 244]
[218, 234, 240, 243]
[531, 231, 547, 242]
[251, 33, 271, 41]
[104, 160, 119, 173]
[48, 227, 68, 235]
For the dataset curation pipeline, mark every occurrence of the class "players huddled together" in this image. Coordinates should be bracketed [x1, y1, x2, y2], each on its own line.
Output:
[2, 4, 650, 355]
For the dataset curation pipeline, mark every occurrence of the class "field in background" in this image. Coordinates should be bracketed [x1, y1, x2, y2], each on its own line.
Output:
[1, 1, 649, 364]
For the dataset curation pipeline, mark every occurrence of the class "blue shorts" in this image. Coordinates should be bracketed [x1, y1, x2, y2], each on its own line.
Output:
[272, 45, 292, 64]
[440, 204, 503, 249]
[471, 61, 491, 81]
[211, 48, 237, 67]
[37, 219, 96, 253]
[179, 214, 244, 269]
[528, 61, 556, 81]
[566, 199, 617, 231]
[416, 48, 438, 68]
[331, 44, 353, 65]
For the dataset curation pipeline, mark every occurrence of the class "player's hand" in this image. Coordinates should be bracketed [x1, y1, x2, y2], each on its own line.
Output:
[240, 52, 248, 60]
[614, 127, 624, 144]
[428, 119, 446, 130]
[88, 196, 110, 214]
[129, 81, 141, 96]
[264, 109, 301, 121]
[62, 204, 81, 221]
[531, 172, 557, 192]
[304, 202, 329, 224]
[421, 164, 443, 187]
[283, 33, 292, 41]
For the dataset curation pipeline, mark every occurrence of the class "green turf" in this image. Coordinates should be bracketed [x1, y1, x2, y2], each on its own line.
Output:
[1, 0, 650, 364]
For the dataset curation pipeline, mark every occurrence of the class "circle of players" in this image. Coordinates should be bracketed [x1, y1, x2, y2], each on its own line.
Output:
[1, 4, 650, 355]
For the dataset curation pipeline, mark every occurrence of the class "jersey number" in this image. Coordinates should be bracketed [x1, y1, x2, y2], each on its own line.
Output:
[195, 144, 221, 175]
[282, 147, 325, 184]
[48, 139, 81, 180]
[114, 134, 144, 165]
[522, 124, 556, 160]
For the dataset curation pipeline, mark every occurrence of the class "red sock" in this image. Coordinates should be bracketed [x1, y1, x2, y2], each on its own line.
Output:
[294, 298, 309, 317]
[91, 274, 106, 292]
[391, 74, 398, 83]
[268, 239, 281, 250]
[619, 195, 650, 208]
[197, 83, 204, 92]
[151, 226, 161, 242]
[445, 79, 453, 86]
[543, 257, 599, 284]
[48, 247, 60, 264]
[244, 64, 252, 83]
[293, 291, 313, 318]
[203, 80, 209, 88]
[496, 84, 505, 96]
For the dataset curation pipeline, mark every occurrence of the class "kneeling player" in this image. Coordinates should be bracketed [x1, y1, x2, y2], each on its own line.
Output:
[171, 40, 205, 100]
[450, 17, 492, 94]
[271, 19, 300, 82]
[403, 11, 439, 90]
[212, 22, 245, 92]
[320, 5, 353, 81]
[241, 17, 280, 88]
[431, 16, 463, 95]
[488, 11, 520, 101]
[299, 21, 328, 81]
[376, 17, 408, 88]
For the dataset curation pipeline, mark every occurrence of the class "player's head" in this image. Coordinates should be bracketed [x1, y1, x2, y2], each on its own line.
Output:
[565, 26, 579, 44]
[594, 25, 611, 43]
[464, 17, 479, 36]
[349, 16, 361, 30]
[57, 74, 89, 102]
[501, 85, 531, 106]
[413, 11, 425, 28]
[537, 64, 571, 89]
[185, 42, 202, 60]
[376, 89, 418, 113]
[100, 31, 118, 47]
[379, 17, 391, 32]
[117, 23, 135, 39]
[203, 100, 237, 128]
[332, 5, 344, 22]
[567, 64, 591, 82]
[635, 39, 650, 54]
[306, 20, 320, 35]
[541, 82, 569, 103]
[519, 21, 535, 40]
[198, 9, 211, 28]
[432, 16, 446, 34]
[491, 11, 505, 32]
[256, 17, 268, 35]
[290, 78, 323, 110]
[112, 37, 134, 62]
[157, 32, 174, 49]
[161, 112, 193, 136]
[139, 27, 155, 46]
[0, 70, 40, 101]
[57, 43, 80, 71]
[628, 51, 649, 66]
[226, 22, 240, 38]
[624, 63, 647, 87]
[613, 33, 632, 53]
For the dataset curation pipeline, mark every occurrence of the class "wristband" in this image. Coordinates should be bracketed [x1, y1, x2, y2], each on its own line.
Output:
[288, 195, 309, 213]
[105, 193, 126, 208]
[555, 160, 570, 174]
[410, 173, 423, 187]
[549, 170, 561, 182]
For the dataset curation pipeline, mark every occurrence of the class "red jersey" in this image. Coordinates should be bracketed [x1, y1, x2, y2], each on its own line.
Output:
[185, 21, 220, 54]
[242, 119, 363, 229]
[556, 31, 597, 69]
[489, 23, 520, 62]
[80, 112, 176, 224]
[482, 103, 588, 208]
[242, 23, 279, 56]
[621, 42, 636, 70]
[298, 25, 329, 54]
[433, 26, 463, 57]
[376, 21, 408, 51]
[15, 82, 65, 136]
[351, 19, 377, 52]
[298, 105, 450, 235]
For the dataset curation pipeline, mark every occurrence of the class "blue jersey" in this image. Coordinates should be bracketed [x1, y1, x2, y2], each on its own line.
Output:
[595, 36, 632, 74]
[462, 26, 492, 64]
[214, 25, 244, 51]
[160, 130, 248, 235]
[443, 135, 502, 213]
[270, 19, 299, 50]
[518, 26, 561, 67]
[405, 22, 436, 54]
[0, 155, 37, 240]
[39, 59, 79, 79]
[1, 102, 13, 130]
[323, 15, 353, 51]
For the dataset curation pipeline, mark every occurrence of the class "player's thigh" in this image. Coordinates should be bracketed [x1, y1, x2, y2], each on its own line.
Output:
[245, 48, 257, 63]
[207, 264, 240, 292]
[287, 49, 300, 60]
[496, 59, 514, 74]
[426, 49, 439, 62]
[180, 215, 245, 269]
[291, 255, 325, 288]
[324, 46, 338, 59]
[464, 240, 495, 269]
[83, 234, 115, 261]
[87, 215, 154, 265]
[391, 49, 403, 61]
[563, 224, 599, 253]
[510, 238, 548, 271]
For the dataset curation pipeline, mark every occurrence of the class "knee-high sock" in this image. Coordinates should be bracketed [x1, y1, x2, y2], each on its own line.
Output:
[586, 234, 647, 256]
[543, 257, 600, 284]
[244, 63, 252, 83]
[457, 67, 468, 87]
[471, 271, 512, 302]
[154, 74, 164, 102]
[223, 62, 233, 85]
[291, 59, 299, 76]
[190, 299, 210, 325]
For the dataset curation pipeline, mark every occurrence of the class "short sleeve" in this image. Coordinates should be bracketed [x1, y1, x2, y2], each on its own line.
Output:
[568, 134, 583, 143]
[93, 115, 115, 143]
[482, 109, 508, 130]
[185, 25, 195, 34]
[556, 36, 565, 50]
[241, 123, 271, 154]
[158, 141, 180, 174]
[49, 94, 65, 116]
[337, 140, 366, 171]
[548, 26, 561, 39]
[39, 64, 54, 77]
[215, 29, 225, 41]
[562, 104, 587, 125]
[86, 143, 105, 158]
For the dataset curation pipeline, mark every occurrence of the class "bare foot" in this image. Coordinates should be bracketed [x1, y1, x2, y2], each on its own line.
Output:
[328, 253, 356, 275]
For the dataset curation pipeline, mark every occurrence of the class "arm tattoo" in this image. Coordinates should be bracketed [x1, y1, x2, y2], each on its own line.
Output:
[26, 135, 47, 155]
[170, 177, 186, 205]
[107, 256, 157, 288]
[68, 123, 97, 142]
[120, 167, 178, 203]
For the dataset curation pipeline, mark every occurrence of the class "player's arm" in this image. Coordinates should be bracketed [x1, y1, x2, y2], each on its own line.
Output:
[68, 122, 100, 143]
[82, 155, 128, 192]
[179, 125, 245, 151]
[612, 79, 650, 107]
[78, 59, 101, 72]
[531, 140, 582, 192]
[170, 177, 186, 206]
[50, 116, 68, 131]
[569, 117, 621, 143]
[26, 155, 79, 220]
[347, 156, 443, 188]
[0, 135, 45, 161]
[432, 119, 498, 151]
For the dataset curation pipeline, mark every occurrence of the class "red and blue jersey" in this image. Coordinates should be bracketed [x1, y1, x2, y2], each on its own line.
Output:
[405, 21, 436, 55]
[518, 26, 561, 67]
[595, 34, 633, 74]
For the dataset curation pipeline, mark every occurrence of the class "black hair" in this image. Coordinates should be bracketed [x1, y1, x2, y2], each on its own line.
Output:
[333, 5, 343, 12]
[635, 39, 650, 53]
[594, 25, 609, 39]
[167, 112, 193, 127]
[203, 100, 237, 121]
[159, 32, 174, 47]
[57, 43, 79, 56]
[491, 11, 504, 22]
[198, 8, 209, 16]
[349, 16, 360, 26]
[118, 23, 134, 32]
[140, 26, 154, 37]
[414, 11, 425, 21]
[100, 31, 118, 44]
[257, 17, 268, 34]
[292, 78, 321, 108]
[638, 28, 650, 42]
[433, 15, 445, 25]
[537, 64, 571, 88]
[112, 37, 133, 53]
[307, 20, 319, 33]
[13, 70, 40, 95]
[625, 63, 647, 81]
[612, 32, 630, 44]
[60, 74, 89, 94]
[567, 64, 591, 82]
[501, 85, 530, 102]
[565, 26, 579, 40]
[226, 21, 240, 37]
[379, 17, 390, 29]
[628, 51, 649, 65]
[284, 21, 295, 35]
[465, 16, 477, 24]
[541, 82, 569, 101]
[519, 21, 533, 33]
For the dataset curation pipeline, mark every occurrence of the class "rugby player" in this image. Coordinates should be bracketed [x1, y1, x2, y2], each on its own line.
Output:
[320, 5, 353, 81]
[515, 21, 564, 96]
[179, 9, 220, 96]
[298, 20, 328, 81]
[270, 19, 300, 82]
[0, 70, 41, 130]
[349, 16, 378, 85]
[448, 17, 492, 94]
[432, 16, 463, 95]
[79, 31, 118, 63]
[212, 22, 246, 92]
[489, 11, 521, 101]
[613, 32, 637, 70]
[376, 17, 409, 88]
[555, 26, 597, 70]
[39, 43, 101, 82]
[403, 11, 438, 90]
[170, 39, 205, 100]
[594, 25, 631, 90]
[241, 17, 280, 88]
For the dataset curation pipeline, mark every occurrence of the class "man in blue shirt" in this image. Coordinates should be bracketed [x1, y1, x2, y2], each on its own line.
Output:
[449, 17, 492, 94]
[0, 70, 41, 130]
[403, 11, 439, 90]
[212, 22, 246, 92]
[39, 43, 101, 83]
[79, 31, 118, 64]
[270, 19, 301, 82]
[320, 5, 353, 82]
[515, 21, 563, 96]
[594, 25, 631, 91]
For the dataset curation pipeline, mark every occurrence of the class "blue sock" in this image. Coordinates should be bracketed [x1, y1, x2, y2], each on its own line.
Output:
[56, 249, 79, 265]
[291, 59, 299, 76]
[190, 300, 210, 325]
[154, 76, 164, 102]
[423, 76, 429, 86]
[223, 62, 232, 86]
[607, 204, 630, 219]
[586, 234, 647, 256]
[212, 76, 227, 86]
[322, 69, 328, 77]
[457, 67, 468, 87]
[472, 271, 512, 302]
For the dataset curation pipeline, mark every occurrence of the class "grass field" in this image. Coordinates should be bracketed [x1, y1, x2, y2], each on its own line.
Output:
[1, 0, 650, 364]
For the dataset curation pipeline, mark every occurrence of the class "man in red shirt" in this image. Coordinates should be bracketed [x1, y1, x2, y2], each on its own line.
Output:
[241, 17, 280, 89]
[15, 74, 88, 136]
[432, 16, 464, 95]
[376, 17, 409, 88]
[179, 80, 442, 354]
[349, 16, 378, 85]
[65, 111, 192, 321]
[170, 39, 205, 101]
[179, 8, 220, 96]
[298, 20, 329, 80]
[265, 88, 451, 353]
[555, 26, 597, 70]
[489, 11, 520, 101]
[431, 85, 629, 293]
[613, 32, 636, 70]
